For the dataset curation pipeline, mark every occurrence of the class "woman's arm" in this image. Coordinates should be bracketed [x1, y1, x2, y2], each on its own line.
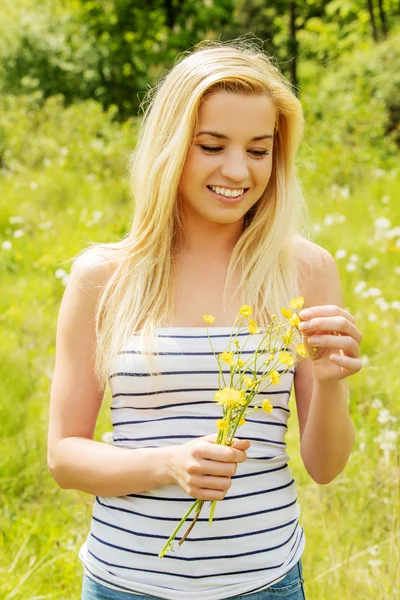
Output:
[48, 251, 248, 498]
[294, 240, 360, 484]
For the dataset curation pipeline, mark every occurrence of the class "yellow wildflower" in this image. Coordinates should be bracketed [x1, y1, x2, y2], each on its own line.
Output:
[262, 399, 273, 413]
[289, 314, 300, 327]
[263, 353, 274, 365]
[239, 417, 246, 426]
[216, 419, 228, 431]
[278, 352, 294, 366]
[296, 344, 307, 357]
[289, 297, 305, 310]
[219, 351, 235, 366]
[234, 339, 240, 347]
[202, 314, 215, 324]
[281, 308, 292, 319]
[248, 318, 260, 334]
[283, 327, 295, 345]
[214, 388, 246, 408]
[239, 305, 253, 317]
[269, 370, 280, 385]
[236, 359, 245, 368]
[243, 375, 256, 388]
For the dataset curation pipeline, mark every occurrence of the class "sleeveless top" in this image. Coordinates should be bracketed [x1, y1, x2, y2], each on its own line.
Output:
[79, 327, 306, 599]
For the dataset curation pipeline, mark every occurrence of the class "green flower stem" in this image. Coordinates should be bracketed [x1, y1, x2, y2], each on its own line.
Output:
[158, 498, 203, 558]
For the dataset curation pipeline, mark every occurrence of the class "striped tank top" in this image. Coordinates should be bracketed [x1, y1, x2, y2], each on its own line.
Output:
[79, 327, 305, 599]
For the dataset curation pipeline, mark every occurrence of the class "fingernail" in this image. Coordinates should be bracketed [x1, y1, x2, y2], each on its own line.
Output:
[300, 310, 311, 318]
[299, 321, 310, 330]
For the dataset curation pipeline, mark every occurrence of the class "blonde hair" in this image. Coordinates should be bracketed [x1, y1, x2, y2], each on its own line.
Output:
[73, 38, 311, 390]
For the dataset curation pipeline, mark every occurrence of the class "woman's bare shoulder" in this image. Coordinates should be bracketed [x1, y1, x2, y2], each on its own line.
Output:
[293, 235, 341, 304]
[70, 247, 120, 298]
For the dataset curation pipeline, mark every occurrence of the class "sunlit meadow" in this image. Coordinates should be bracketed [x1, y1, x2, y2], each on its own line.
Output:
[1, 58, 399, 600]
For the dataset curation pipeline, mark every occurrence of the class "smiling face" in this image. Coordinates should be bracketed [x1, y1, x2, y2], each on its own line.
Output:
[179, 91, 277, 227]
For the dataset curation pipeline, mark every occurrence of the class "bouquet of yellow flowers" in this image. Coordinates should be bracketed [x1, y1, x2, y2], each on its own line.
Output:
[158, 297, 313, 558]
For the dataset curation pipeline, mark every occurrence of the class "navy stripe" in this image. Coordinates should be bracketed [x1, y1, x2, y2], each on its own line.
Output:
[92, 514, 298, 542]
[90, 523, 297, 561]
[111, 400, 291, 413]
[109, 369, 294, 380]
[95, 496, 298, 522]
[111, 387, 290, 399]
[154, 331, 257, 339]
[112, 435, 286, 445]
[128, 479, 294, 501]
[86, 537, 301, 577]
[117, 349, 257, 356]
[112, 415, 287, 428]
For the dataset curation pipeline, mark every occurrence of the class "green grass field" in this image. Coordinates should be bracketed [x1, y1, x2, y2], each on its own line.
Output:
[0, 54, 399, 599]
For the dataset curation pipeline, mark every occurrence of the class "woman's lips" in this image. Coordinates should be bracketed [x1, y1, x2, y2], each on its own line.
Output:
[207, 186, 249, 204]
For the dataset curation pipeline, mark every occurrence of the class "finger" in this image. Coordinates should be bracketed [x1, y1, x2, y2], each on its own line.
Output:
[330, 354, 363, 373]
[231, 439, 251, 450]
[306, 334, 360, 358]
[299, 316, 362, 344]
[300, 305, 356, 324]
[192, 474, 232, 491]
[204, 444, 248, 463]
[199, 459, 237, 477]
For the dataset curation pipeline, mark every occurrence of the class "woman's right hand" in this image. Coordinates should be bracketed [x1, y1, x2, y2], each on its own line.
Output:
[167, 434, 250, 501]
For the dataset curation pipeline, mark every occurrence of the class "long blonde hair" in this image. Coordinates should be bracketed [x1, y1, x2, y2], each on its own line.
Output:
[73, 38, 311, 390]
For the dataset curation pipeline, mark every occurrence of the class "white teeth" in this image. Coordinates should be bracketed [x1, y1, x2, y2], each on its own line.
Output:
[209, 186, 245, 198]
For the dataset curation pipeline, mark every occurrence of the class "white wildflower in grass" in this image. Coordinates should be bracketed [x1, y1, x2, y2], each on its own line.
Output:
[43, 158, 52, 167]
[371, 398, 382, 409]
[29, 181, 38, 190]
[374, 217, 391, 233]
[384, 226, 400, 239]
[354, 281, 367, 295]
[360, 355, 370, 367]
[92, 211, 103, 223]
[368, 559, 383, 568]
[349, 253, 359, 262]
[340, 186, 350, 198]
[377, 408, 397, 424]
[13, 229, 24, 238]
[2, 241, 12, 250]
[368, 545, 380, 556]
[55, 268, 68, 279]
[337, 214, 346, 223]
[381, 195, 390, 204]
[312, 223, 321, 234]
[364, 257, 378, 269]
[324, 215, 335, 226]
[358, 442, 366, 451]
[335, 249, 347, 259]
[9, 216, 24, 224]
[38, 220, 53, 230]
[60, 147, 69, 156]
[345, 262, 357, 272]
[367, 313, 378, 322]
[366, 287, 382, 297]
[391, 301, 400, 311]
[375, 298, 389, 311]
[374, 430, 398, 452]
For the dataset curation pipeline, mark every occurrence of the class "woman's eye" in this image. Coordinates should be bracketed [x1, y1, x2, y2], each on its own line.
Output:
[199, 146, 223, 153]
[199, 145, 269, 158]
[250, 150, 269, 158]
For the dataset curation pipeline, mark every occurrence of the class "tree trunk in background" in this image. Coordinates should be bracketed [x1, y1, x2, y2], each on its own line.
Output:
[288, 0, 299, 94]
[367, 0, 379, 41]
[377, 0, 388, 37]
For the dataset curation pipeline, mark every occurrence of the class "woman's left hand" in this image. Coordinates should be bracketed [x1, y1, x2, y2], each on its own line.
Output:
[298, 305, 363, 383]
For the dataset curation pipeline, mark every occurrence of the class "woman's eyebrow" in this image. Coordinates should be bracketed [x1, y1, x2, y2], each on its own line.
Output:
[195, 131, 273, 141]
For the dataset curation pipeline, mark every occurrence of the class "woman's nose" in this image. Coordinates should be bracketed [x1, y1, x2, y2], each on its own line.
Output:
[220, 151, 249, 182]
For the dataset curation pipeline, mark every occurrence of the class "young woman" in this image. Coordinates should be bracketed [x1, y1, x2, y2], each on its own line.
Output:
[47, 39, 363, 600]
